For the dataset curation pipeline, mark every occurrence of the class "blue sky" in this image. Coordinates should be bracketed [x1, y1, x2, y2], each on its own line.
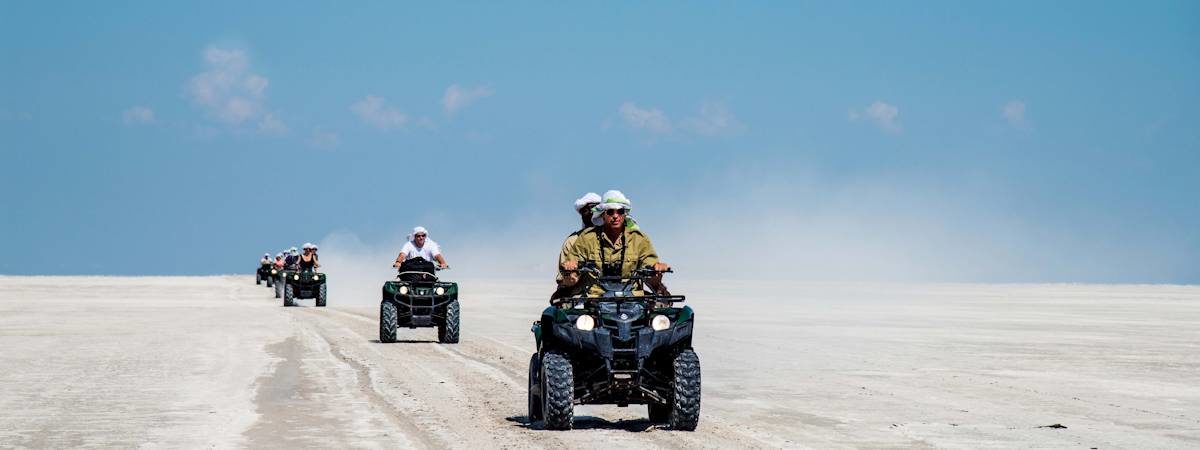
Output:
[2, 2, 1197, 282]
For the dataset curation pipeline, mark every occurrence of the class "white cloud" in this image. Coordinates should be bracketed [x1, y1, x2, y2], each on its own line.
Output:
[310, 129, 339, 149]
[257, 113, 288, 136]
[350, 95, 408, 130]
[619, 101, 672, 134]
[122, 106, 156, 125]
[680, 102, 744, 137]
[1003, 100, 1028, 129]
[442, 84, 493, 115]
[186, 46, 271, 125]
[850, 101, 901, 133]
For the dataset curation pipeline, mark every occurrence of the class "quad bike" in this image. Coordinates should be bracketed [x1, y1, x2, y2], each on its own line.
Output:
[270, 266, 286, 298]
[282, 267, 328, 307]
[256, 262, 273, 286]
[379, 257, 459, 344]
[528, 263, 698, 430]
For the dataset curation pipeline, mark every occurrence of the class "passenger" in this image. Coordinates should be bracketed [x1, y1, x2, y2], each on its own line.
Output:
[561, 190, 670, 296]
[273, 253, 285, 269]
[551, 193, 600, 299]
[393, 226, 449, 270]
[299, 243, 320, 270]
[284, 247, 300, 270]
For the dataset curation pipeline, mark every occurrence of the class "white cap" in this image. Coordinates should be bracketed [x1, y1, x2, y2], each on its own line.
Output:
[264, 253, 270, 257]
[275, 253, 283, 258]
[573, 192, 601, 212]
[302, 243, 313, 250]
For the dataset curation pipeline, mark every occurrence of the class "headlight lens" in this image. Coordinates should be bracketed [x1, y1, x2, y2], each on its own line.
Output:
[575, 315, 595, 331]
[293, 275, 299, 280]
[398, 286, 409, 295]
[312, 275, 320, 281]
[271, 270, 277, 274]
[434, 286, 445, 296]
[651, 315, 670, 331]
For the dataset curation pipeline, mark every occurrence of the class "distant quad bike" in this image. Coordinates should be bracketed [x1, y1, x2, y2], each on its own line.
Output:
[282, 268, 328, 307]
[528, 263, 699, 431]
[271, 267, 286, 298]
[379, 257, 460, 344]
[256, 262, 273, 286]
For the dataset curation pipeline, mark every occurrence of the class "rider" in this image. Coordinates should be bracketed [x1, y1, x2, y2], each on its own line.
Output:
[393, 226, 449, 269]
[260, 253, 271, 266]
[299, 243, 320, 270]
[552, 193, 599, 298]
[284, 247, 300, 269]
[273, 253, 285, 269]
[560, 190, 669, 297]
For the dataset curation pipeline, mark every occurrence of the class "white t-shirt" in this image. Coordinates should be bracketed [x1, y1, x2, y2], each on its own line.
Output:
[401, 240, 442, 261]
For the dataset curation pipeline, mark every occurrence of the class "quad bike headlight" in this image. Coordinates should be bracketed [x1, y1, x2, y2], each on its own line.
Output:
[651, 315, 671, 331]
[575, 315, 596, 331]
[312, 275, 320, 281]
[271, 269, 277, 275]
[398, 286, 409, 295]
[434, 286, 445, 296]
[293, 274, 300, 281]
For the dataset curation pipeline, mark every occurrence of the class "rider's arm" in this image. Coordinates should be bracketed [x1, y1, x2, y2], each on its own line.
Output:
[393, 252, 407, 267]
[434, 254, 448, 269]
[636, 234, 663, 270]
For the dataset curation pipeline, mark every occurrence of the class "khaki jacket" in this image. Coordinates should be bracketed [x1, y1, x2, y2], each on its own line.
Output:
[564, 227, 659, 296]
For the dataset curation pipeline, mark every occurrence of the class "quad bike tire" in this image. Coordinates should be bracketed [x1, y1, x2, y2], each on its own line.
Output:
[669, 349, 701, 431]
[284, 284, 295, 307]
[274, 279, 283, 299]
[379, 302, 398, 343]
[437, 300, 460, 344]
[541, 351, 574, 430]
[527, 353, 543, 422]
[256, 274, 262, 285]
[316, 284, 327, 307]
[266, 276, 273, 288]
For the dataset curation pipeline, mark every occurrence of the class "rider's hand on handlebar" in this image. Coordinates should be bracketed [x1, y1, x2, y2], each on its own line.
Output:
[561, 260, 579, 272]
[438, 263, 450, 270]
[653, 262, 670, 272]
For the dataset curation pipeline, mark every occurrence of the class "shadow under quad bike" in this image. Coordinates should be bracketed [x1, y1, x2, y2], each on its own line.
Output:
[379, 257, 460, 344]
[282, 267, 328, 307]
[528, 263, 699, 431]
[256, 262, 273, 287]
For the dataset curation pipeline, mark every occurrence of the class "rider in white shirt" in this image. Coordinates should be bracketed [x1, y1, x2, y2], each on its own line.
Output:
[393, 226, 450, 269]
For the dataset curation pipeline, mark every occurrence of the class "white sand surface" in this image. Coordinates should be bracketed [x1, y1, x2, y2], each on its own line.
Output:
[0, 276, 1197, 448]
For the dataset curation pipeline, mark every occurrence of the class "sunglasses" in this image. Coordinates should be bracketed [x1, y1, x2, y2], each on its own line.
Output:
[414, 234, 427, 238]
[604, 209, 627, 216]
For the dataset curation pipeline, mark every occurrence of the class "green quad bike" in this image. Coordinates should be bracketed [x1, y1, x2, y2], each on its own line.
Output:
[282, 268, 328, 307]
[379, 257, 460, 344]
[256, 262, 273, 287]
[528, 263, 699, 431]
[271, 267, 286, 299]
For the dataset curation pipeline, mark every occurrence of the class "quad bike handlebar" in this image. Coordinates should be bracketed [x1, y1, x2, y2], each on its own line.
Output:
[554, 261, 685, 306]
